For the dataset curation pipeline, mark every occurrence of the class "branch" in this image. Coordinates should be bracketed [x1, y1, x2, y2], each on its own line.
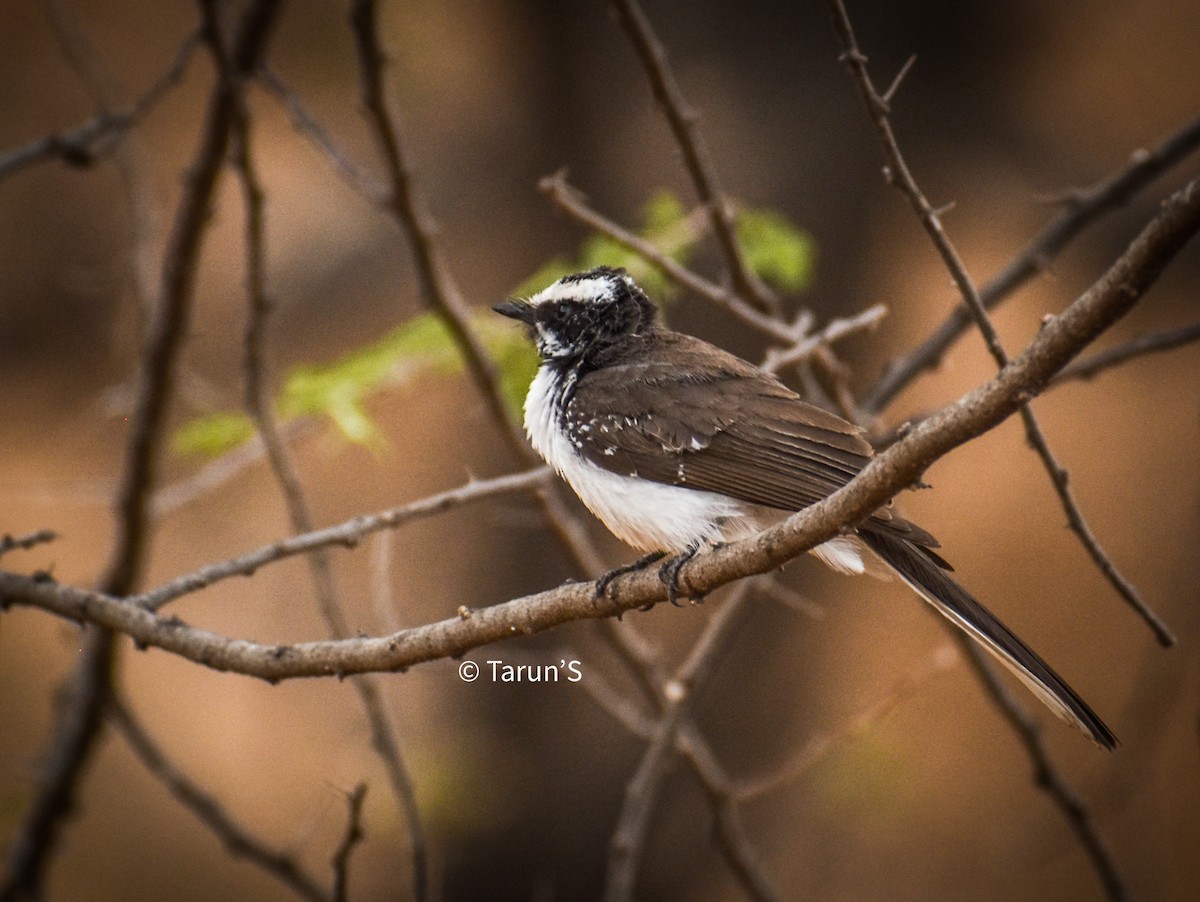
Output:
[1052, 322, 1200, 385]
[610, 0, 779, 314]
[139, 467, 551, 612]
[0, 28, 200, 180]
[330, 785, 368, 902]
[604, 581, 760, 902]
[0, 531, 58, 559]
[951, 636, 1127, 901]
[259, 65, 389, 204]
[0, 6, 284, 899]
[863, 112, 1200, 413]
[588, 617, 780, 900]
[734, 645, 959, 800]
[107, 696, 328, 902]
[228, 47, 429, 902]
[826, 0, 1174, 649]
[538, 171, 798, 341]
[349, 0, 527, 458]
[3, 176, 1198, 680]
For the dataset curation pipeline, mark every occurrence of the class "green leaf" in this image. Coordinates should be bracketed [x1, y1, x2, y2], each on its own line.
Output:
[173, 412, 256, 457]
[736, 207, 816, 293]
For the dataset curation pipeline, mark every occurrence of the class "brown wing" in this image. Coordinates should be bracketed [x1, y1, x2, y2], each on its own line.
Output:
[565, 332, 874, 513]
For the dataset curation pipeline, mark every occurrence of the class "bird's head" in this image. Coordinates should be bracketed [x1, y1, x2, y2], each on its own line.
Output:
[494, 266, 658, 363]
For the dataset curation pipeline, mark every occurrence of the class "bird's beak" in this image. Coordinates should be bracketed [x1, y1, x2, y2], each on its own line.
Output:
[492, 300, 535, 324]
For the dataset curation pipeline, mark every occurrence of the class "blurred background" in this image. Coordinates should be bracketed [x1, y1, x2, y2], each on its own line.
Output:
[1, 0, 1198, 900]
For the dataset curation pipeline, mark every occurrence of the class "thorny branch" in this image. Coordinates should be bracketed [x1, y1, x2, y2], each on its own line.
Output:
[6, 172, 1199, 678]
[862, 112, 1200, 412]
[824, 0, 1174, 650]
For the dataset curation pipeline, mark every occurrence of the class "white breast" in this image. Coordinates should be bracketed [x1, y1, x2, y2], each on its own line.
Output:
[523, 366, 760, 553]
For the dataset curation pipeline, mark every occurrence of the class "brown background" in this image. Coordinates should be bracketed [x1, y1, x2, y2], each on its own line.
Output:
[1, 1, 1198, 900]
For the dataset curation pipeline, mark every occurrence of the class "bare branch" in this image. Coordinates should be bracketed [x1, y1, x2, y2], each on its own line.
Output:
[349, 0, 526, 458]
[761, 304, 888, 374]
[610, 0, 780, 314]
[539, 171, 798, 341]
[604, 581, 760, 902]
[0, 530, 59, 559]
[4, 174, 1199, 682]
[1053, 322, 1200, 385]
[0, 628, 114, 902]
[952, 636, 1127, 901]
[0, 5, 284, 898]
[863, 112, 1200, 413]
[0, 28, 201, 180]
[734, 645, 959, 800]
[228, 46, 430, 902]
[107, 696, 329, 902]
[258, 66, 389, 204]
[139, 467, 551, 612]
[589, 621, 779, 900]
[826, 0, 1174, 650]
[330, 784, 368, 902]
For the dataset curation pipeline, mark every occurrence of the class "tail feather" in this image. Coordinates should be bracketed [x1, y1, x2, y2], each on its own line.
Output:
[858, 526, 1117, 750]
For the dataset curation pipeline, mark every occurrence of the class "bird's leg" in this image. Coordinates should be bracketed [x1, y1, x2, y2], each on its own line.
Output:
[659, 543, 701, 607]
[594, 551, 667, 600]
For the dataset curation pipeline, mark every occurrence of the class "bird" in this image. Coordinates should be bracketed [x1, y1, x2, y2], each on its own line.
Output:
[494, 265, 1116, 749]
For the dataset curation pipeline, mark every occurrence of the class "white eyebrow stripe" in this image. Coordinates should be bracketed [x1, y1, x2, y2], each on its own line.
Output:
[529, 276, 614, 306]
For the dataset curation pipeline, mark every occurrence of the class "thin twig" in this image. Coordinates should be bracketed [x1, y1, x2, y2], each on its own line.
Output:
[761, 304, 888, 374]
[43, 0, 167, 315]
[863, 113, 1200, 413]
[590, 619, 779, 901]
[349, 0, 527, 458]
[258, 66, 389, 204]
[138, 467, 551, 611]
[610, 0, 779, 315]
[734, 645, 960, 800]
[107, 695, 328, 902]
[604, 581, 763, 902]
[330, 784, 368, 902]
[539, 171, 797, 341]
[0, 28, 201, 180]
[952, 636, 1127, 901]
[227, 41, 429, 902]
[1053, 322, 1200, 385]
[0, 530, 59, 558]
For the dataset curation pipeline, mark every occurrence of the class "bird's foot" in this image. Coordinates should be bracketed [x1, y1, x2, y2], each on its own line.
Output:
[594, 551, 667, 602]
[659, 544, 701, 607]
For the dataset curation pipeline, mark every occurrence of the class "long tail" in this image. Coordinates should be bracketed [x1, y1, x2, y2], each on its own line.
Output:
[858, 526, 1117, 750]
